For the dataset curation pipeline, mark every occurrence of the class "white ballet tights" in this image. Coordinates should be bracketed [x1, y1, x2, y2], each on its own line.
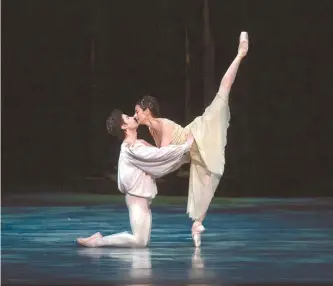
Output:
[90, 194, 152, 248]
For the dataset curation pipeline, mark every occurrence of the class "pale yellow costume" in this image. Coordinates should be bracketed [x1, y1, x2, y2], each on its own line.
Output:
[150, 32, 248, 224]
[152, 87, 230, 220]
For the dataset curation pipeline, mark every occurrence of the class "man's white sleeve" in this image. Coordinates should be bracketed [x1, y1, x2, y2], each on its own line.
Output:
[125, 142, 191, 178]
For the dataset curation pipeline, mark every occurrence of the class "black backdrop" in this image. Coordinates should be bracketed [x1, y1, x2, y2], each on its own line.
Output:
[2, 0, 333, 196]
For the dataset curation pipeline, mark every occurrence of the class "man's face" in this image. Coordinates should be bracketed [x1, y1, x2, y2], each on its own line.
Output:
[121, 114, 138, 131]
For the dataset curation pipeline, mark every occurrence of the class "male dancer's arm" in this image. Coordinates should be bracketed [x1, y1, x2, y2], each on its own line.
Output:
[126, 136, 193, 178]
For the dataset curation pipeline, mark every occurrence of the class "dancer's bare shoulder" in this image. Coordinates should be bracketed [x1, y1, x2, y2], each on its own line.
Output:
[148, 118, 174, 147]
[160, 118, 174, 147]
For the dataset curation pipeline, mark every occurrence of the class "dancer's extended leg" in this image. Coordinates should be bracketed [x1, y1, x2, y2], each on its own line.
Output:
[190, 32, 249, 247]
[218, 32, 249, 93]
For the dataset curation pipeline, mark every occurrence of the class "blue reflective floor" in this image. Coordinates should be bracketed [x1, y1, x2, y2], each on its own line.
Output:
[2, 195, 333, 285]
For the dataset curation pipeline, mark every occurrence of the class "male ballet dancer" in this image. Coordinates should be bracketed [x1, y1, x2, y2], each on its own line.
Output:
[76, 109, 193, 247]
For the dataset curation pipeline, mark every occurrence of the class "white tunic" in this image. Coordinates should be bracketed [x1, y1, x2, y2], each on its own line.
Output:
[117, 140, 191, 199]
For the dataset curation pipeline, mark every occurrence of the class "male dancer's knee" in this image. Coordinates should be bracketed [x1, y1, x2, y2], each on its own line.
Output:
[132, 234, 149, 247]
[136, 239, 149, 248]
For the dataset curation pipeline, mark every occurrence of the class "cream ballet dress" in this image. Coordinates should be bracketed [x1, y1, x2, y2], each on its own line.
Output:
[150, 87, 230, 220]
[150, 31, 249, 223]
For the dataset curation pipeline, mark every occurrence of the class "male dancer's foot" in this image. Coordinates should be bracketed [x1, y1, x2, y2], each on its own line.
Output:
[76, 232, 102, 247]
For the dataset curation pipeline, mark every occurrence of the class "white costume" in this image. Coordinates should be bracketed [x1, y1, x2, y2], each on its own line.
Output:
[82, 140, 191, 248]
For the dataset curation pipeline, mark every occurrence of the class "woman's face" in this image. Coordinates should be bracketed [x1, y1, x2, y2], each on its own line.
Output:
[134, 105, 149, 124]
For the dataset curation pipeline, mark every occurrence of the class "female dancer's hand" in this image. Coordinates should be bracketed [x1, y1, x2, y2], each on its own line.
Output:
[186, 133, 194, 147]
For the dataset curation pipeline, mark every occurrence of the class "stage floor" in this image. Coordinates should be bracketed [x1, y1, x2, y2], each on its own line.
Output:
[2, 194, 333, 285]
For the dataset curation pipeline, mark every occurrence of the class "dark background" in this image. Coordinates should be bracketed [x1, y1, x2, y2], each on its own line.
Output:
[2, 0, 333, 197]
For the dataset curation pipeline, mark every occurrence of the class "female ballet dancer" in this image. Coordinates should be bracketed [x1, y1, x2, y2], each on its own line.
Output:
[134, 32, 249, 247]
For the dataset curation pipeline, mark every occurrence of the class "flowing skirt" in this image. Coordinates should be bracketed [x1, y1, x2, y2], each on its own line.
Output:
[185, 87, 230, 219]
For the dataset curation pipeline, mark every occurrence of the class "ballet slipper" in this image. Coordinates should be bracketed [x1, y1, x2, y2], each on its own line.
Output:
[76, 232, 102, 246]
[192, 222, 205, 248]
[77, 237, 99, 247]
[238, 31, 249, 58]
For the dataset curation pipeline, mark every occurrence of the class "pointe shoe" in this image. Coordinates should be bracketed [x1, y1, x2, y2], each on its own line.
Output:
[192, 222, 205, 248]
[192, 233, 201, 248]
[238, 31, 249, 58]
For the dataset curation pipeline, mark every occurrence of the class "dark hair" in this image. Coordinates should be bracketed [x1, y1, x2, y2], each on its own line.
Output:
[136, 95, 161, 118]
[106, 109, 125, 140]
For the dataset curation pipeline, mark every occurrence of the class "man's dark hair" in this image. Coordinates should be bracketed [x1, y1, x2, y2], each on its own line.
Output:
[106, 109, 125, 140]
